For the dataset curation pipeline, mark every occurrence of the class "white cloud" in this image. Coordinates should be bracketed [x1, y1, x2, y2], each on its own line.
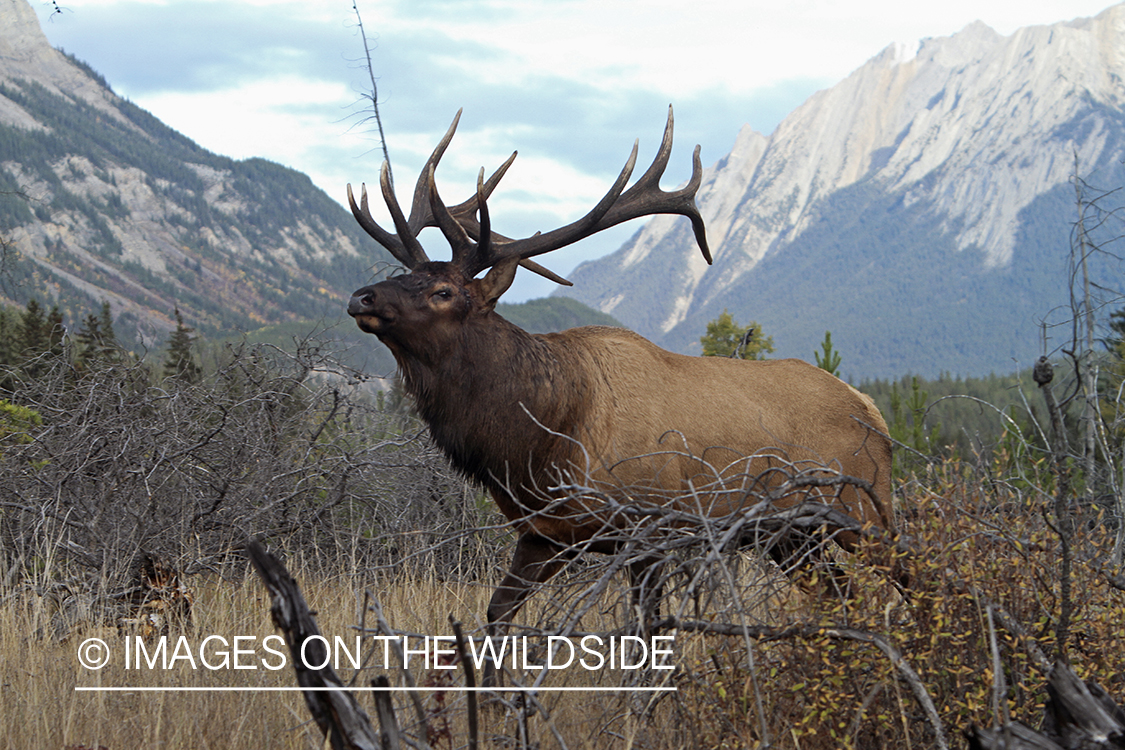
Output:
[30, 0, 1122, 299]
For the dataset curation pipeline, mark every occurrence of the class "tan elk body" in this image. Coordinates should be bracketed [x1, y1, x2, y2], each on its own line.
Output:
[346, 108, 894, 677]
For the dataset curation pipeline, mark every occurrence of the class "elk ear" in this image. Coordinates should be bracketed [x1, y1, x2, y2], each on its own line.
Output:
[478, 257, 519, 311]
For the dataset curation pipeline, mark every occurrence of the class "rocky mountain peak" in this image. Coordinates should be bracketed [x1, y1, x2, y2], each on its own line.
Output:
[560, 3, 1125, 378]
[0, 0, 51, 63]
[0, 0, 124, 124]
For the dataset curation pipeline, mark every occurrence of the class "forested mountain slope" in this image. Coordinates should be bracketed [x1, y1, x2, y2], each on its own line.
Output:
[0, 0, 386, 346]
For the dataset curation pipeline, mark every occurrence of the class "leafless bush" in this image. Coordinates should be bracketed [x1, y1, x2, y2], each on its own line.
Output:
[322, 454, 921, 748]
[0, 336, 503, 629]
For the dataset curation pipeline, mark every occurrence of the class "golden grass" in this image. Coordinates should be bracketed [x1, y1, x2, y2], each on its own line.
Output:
[3, 573, 317, 749]
[0, 554, 792, 750]
[5, 486, 1124, 750]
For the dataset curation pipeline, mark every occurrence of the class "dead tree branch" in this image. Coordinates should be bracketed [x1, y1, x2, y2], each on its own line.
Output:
[246, 539, 381, 750]
[968, 660, 1125, 750]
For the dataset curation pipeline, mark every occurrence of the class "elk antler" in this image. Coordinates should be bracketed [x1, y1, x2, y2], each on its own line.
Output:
[348, 106, 711, 284]
[347, 109, 516, 270]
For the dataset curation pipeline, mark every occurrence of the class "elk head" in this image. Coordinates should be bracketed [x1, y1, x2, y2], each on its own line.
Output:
[346, 106, 711, 365]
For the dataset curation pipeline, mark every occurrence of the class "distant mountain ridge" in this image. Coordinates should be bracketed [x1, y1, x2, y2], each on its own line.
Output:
[0, 0, 386, 346]
[496, 296, 622, 334]
[558, 4, 1125, 379]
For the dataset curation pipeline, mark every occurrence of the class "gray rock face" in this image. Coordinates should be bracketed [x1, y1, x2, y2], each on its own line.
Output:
[560, 4, 1125, 378]
[0, 0, 127, 126]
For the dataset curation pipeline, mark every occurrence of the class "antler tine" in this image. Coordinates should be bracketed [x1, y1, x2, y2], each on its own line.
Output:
[518, 258, 573, 286]
[625, 103, 677, 197]
[378, 162, 431, 267]
[349, 109, 519, 270]
[442, 151, 517, 235]
[464, 105, 710, 274]
[426, 159, 573, 285]
[466, 162, 579, 285]
[353, 107, 707, 283]
[425, 165, 478, 268]
[347, 182, 429, 268]
[460, 140, 640, 277]
[399, 108, 518, 244]
[476, 168, 492, 257]
[405, 109, 463, 233]
[467, 154, 575, 284]
[604, 106, 711, 263]
[347, 182, 389, 246]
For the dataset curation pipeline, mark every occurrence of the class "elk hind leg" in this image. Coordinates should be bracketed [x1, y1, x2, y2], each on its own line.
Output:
[625, 555, 668, 713]
[627, 555, 665, 635]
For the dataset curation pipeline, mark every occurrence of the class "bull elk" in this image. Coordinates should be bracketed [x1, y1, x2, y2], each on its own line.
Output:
[346, 107, 896, 681]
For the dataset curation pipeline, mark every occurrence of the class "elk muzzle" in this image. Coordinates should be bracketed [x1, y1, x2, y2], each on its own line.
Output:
[348, 287, 396, 334]
[347, 290, 376, 317]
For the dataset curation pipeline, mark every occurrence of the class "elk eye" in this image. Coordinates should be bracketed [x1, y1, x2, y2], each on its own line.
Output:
[432, 289, 453, 301]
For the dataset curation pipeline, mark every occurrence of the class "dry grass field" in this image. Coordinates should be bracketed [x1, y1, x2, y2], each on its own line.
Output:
[0, 557, 740, 749]
[2, 567, 499, 749]
[5, 475, 1124, 750]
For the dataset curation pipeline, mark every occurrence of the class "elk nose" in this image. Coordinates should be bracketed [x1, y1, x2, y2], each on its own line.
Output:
[347, 292, 375, 317]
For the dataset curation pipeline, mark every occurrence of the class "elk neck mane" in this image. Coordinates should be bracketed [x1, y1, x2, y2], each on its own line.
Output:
[394, 312, 592, 496]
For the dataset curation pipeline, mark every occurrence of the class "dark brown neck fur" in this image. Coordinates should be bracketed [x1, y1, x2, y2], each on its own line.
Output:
[392, 313, 588, 503]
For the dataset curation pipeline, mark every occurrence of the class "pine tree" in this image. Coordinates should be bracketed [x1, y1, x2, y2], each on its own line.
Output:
[75, 312, 102, 361]
[700, 309, 774, 360]
[45, 305, 64, 357]
[0, 307, 17, 367]
[17, 299, 62, 379]
[19, 299, 46, 357]
[97, 301, 116, 348]
[163, 308, 201, 383]
[75, 302, 121, 365]
[814, 331, 842, 376]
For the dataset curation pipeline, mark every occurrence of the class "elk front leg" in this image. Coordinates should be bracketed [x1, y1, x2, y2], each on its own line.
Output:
[483, 533, 574, 689]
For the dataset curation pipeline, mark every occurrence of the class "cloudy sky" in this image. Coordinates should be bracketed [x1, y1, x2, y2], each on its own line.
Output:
[30, 0, 1118, 300]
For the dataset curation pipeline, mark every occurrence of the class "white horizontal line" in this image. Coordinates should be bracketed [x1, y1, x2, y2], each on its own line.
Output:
[75, 686, 677, 693]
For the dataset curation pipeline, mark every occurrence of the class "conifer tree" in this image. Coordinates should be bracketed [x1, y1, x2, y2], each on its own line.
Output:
[0, 306, 17, 367]
[700, 309, 774, 360]
[0, 301, 64, 384]
[163, 308, 201, 383]
[75, 313, 102, 361]
[814, 331, 842, 376]
[76, 301, 121, 365]
[17, 299, 63, 378]
[19, 299, 46, 357]
[45, 305, 64, 356]
[97, 301, 116, 347]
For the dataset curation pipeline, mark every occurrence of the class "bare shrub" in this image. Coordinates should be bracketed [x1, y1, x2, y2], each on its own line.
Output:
[328, 428, 1125, 750]
[0, 336, 504, 634]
